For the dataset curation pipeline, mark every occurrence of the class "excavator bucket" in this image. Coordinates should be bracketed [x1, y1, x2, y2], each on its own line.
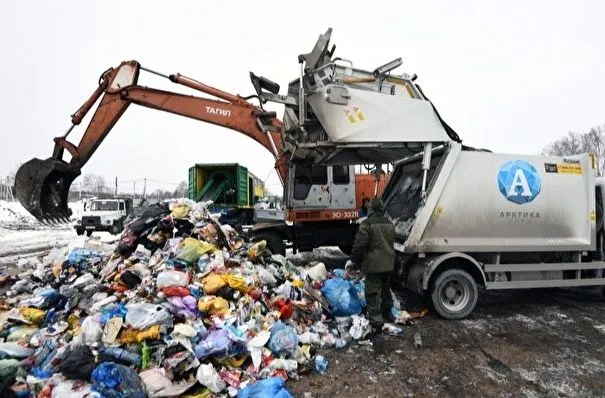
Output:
[15, 158, 81, 222]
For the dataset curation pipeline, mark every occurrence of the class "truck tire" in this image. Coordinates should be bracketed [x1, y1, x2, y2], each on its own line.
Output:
[252, 232, 285, 256]
[76, 229, 84, 236]
[86, 230, 93, 237]
[429, 268, 478, 320]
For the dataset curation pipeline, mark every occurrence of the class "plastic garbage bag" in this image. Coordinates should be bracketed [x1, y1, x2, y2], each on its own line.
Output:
[91, 362, 146, 398]
[201, 273, 227, 294]
[66, 247, 99, 266]
[167, 296, 197, 318]
[197, 297, 229, 316]
[156, 270, 189, 289]
[6, 326, 39, 343]
[100, 302, 128, 325]
[247, 330, 271, 370]
[57, 345, 96, 380]
[237, 377, 293, 398]
[0, 342, 33, 358]
[223, 273, 251, 293]
[177, 237, 216, 263]
[194, 328, 232, 359]
[256, 266, 277, 286]
[140, 367, 198, 398]
[19, 307, 46, 325]
[125, 303, 172, 330]
[196, 363, 226, 394]
[268, 321, 299, 357]
[43, 247, 65, 266]
[349, 315, 371, 340]
[320, 278, 363, 317]
[79, 316, 103, 344]
[50, 380, 94, 398]
[0, 359, 26, 393]
[307, 262, 328, 281]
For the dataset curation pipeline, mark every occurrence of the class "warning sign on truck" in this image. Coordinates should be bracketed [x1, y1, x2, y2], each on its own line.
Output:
[544, 163, 583, 175]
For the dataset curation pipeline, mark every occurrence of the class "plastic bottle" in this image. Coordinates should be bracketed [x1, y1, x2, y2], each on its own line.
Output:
[314, 355, 328, 375]
[414, 332, 422, 348]
[100, 346, 141, 366]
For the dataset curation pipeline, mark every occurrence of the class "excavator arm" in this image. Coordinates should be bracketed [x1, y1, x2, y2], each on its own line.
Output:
[15, 61, 288, 221]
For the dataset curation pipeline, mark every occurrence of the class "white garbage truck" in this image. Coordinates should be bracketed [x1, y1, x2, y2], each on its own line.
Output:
[265, 28, 605, 319]
[380, 143, 605, 319]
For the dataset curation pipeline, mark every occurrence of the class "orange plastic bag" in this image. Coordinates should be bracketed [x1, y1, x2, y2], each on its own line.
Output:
[120, 325, 161, 343]
[198, 297, 229, 316]
[201, 273, 227, 294]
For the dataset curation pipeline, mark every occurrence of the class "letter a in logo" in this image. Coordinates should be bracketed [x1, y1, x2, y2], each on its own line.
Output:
[497, 160, 541, 205]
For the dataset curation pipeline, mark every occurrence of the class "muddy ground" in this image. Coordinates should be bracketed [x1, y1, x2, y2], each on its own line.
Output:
[286, 249, 605, 397]
[288, 287, 605, 397]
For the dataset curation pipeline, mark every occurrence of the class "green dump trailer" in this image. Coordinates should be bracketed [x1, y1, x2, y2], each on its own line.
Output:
[188, 163, 265, 226]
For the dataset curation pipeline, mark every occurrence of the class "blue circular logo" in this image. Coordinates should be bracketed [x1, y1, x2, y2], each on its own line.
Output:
[497, 160, 541, 205]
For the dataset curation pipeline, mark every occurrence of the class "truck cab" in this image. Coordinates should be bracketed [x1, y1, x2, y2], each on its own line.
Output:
[75, 197, 133, 236]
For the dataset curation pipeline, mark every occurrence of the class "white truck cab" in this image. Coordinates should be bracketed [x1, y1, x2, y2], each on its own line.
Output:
[75, 197, 133, 236]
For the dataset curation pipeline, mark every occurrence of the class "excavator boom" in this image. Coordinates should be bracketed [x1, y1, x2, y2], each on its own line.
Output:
[15, 61, 286, 221]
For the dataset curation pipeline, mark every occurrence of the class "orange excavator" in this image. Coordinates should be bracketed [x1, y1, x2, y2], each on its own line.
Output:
[15, 60, 387, 253]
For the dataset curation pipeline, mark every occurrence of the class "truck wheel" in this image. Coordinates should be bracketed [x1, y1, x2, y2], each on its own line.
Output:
[76, 229, 84, 236]
[86, 230, 93, 237]
[252, 232, 285, 256]
[429, 268, 478, 320]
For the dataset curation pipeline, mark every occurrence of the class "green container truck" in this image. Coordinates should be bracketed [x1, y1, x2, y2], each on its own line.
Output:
[188, 163, 265, 226]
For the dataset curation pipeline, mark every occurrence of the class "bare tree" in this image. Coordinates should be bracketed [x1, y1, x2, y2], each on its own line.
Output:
[93, 175, 107, 195]
[82, 174, 95, 193]
[542, 125, 605, 175]
[173, 181, 188, 198]
[6, 163, 22, 185]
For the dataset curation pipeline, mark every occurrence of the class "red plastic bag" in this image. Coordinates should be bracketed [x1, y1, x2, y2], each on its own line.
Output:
[162, 286, 191, 297]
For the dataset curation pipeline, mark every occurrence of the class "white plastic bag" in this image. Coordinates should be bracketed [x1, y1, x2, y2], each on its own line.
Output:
[196, 363, 226, 393]
[307, 262, 328, 282]
[125, 302, 173, 330]
[156, 270, 189, 289]
[349, 315, 371, 340]
[79, 316, 103, 344]
[256, 266, 277, 286]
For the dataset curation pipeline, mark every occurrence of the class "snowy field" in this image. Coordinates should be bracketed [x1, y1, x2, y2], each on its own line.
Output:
[0, 200, 88, 265]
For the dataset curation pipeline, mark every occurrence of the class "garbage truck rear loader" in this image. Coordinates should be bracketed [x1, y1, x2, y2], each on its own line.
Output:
[383, 142, 605, 319]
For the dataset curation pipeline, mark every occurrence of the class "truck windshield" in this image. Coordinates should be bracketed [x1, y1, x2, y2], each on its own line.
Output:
[90, 201, 119, 211]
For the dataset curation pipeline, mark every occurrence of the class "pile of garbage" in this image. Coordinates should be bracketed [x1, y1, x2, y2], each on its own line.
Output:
[0, 199, 411, 397]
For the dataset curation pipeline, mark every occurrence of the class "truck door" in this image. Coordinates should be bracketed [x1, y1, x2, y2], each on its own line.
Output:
[289, 163, 331, 208]
[329, 165, 356, 210]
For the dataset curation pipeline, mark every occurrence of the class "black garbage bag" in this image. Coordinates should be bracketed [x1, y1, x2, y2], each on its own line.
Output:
[57, 345, 97, 380]
[120, 271, 142, 289]
[117, 202, 171, 257]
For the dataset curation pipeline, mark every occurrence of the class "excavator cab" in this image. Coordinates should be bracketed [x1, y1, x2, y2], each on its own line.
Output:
[15, 157, 80, 221]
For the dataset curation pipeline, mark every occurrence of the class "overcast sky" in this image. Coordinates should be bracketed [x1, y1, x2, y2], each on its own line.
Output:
[1, 0, 604, 195]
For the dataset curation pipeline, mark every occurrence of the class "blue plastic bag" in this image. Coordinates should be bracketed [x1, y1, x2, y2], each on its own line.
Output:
[267, 321, 298, 357]
[91, 362, 145, 398]
[320, 278, 363, 316]
[194, 328, 232, 359]
[100, 302, 128, 325]
[66, 248, 100, 268]
[237, 377, 293, 398]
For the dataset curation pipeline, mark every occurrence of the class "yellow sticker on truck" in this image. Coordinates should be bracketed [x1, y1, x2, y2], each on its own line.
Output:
[544, 162, 583, 175]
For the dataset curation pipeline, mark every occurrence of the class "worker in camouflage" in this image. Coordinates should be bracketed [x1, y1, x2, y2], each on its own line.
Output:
[347, 198, 396, 332]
